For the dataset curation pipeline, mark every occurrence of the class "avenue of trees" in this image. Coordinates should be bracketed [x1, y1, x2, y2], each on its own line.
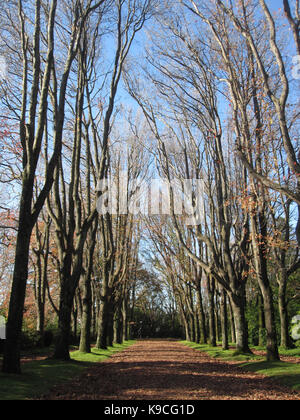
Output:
[0, 0, 299, 374]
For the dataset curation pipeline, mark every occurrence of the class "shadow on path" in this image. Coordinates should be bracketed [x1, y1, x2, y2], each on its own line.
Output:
[41, 341, 300, 400]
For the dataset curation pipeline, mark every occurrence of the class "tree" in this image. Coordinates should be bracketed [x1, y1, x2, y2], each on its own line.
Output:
[2, 0, 106, 374]
[125, 19, 253, 353]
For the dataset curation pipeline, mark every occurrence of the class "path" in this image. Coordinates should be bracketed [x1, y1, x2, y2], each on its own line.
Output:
[42, 340, 300, 400]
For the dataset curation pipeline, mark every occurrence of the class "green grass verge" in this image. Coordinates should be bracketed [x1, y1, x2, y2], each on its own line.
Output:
[181, 341, 300, 391]
[252, 346, 300, 358]
[241, 361, 300, 391]
[181, 341, 262, 361]
[0, 340, 135, 400]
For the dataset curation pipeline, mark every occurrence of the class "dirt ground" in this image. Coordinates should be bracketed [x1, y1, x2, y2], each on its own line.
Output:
[40, 340, 300, 400]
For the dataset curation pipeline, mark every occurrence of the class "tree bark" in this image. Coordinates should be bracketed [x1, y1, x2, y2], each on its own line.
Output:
[53, 282, 74, 361]
[2, 210, 32, 373]
[230, 294, 251, 354]
[251, 215, 280, 361]
[258, 293, 265, 347]
[79, 273, 92, 353]
[96, 295, 112, 350]
[278, 269, 293, 349]
[228, 299, 236, 344]
[122, 297, 129, 341]
[196, 285, 207, 344]
[208, 276, 217, 347]
[220, 289, 229, 350]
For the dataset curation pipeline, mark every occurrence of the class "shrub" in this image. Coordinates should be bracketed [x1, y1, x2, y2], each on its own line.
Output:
[43, 330, 54, 347]
[20, 330, 43, 350]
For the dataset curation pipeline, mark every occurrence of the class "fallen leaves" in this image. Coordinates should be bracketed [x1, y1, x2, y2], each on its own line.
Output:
[38, 340, 300, 401]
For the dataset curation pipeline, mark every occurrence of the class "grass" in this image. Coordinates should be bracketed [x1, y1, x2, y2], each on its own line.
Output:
[181, 341, 262, 361]
[181, 341, 300, 391]
[0, 340, 135, 400]
[241, 361, 300, 390]
[253, 345, 300, 358]
[71, 341, 136, 363]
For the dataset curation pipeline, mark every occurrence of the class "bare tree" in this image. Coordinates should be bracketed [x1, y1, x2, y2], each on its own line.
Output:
[2, 0, 106, 374]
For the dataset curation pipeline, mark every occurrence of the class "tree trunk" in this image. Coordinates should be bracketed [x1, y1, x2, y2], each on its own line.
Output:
[96, 297, 111, 350]
[252, 237, 280, 360]
[107, 306, 114, 347]
[113, 301, 123, 344]
[262, 288, 280, 361]
[35, 256, 46, 340]
[248, 191, 280, 361]
[73, 299, 78, 343]
[215, 304, 221, 343]
[258, 293, 265, 347]
[228, 299, 236, 344]
[114, 318, 123, 345]
[230, 294, 251, 354]
[53, 282, 74, 361]
[196, 285, 207, 344]
[195, 313, 200, 343]
[122, 298, 128, 341]
[208, 277, 217, 347]
[79, 274, 92, 353]
[189, 312, 196, 343]
[278, 270, 293, 349]
[2, 219, 32, 373]
[182, 312, 190, 342]
[35, 220, 50, 342]
[220, 289, 229, 350]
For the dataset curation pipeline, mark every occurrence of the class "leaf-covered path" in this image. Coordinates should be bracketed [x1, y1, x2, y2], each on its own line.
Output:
[42, 340, 300, 400]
